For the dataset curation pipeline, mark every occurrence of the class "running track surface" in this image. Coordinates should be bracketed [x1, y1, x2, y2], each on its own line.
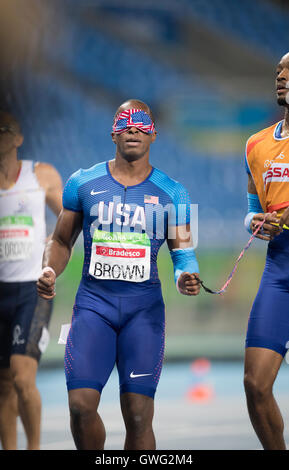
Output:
[10, 361, 289, 450]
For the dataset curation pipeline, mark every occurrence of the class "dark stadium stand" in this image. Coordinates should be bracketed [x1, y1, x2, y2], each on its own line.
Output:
[0, 0, 285, 244]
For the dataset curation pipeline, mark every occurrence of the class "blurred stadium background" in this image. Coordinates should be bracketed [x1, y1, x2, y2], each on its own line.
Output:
[0, 0, 288, 364]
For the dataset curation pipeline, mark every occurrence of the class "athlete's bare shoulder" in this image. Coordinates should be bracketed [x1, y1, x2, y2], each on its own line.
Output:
[34, 162, 63, 215]
[34, 162, 62, 192]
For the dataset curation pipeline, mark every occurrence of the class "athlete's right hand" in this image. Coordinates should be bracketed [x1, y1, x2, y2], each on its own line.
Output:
[250, 212, 281, 241]
[37, 267, 56, 299]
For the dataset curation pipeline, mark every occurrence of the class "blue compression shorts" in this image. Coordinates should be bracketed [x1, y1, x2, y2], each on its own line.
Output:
[246, 230, 289, 357]
[64, 279, 165, 399]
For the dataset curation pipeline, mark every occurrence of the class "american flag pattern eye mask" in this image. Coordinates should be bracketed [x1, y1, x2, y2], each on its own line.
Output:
[112, 109, 155, 135]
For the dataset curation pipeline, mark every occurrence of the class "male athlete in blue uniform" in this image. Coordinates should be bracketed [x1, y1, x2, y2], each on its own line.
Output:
[37, 99, 200, 450]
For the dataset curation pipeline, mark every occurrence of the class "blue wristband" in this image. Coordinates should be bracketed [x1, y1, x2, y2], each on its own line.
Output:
[247, 192, 263, 213]
[170, 248, 199, 287]
[245, 193, 263, 234]
[244, 212, 256, 233]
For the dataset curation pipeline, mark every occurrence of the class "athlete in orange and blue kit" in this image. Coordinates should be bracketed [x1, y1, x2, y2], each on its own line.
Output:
[243, 52, 289, 450]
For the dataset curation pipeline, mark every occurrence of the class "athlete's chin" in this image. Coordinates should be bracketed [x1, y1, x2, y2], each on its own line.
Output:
[122, 152, 145, 162]
[277, 96, 288, 106]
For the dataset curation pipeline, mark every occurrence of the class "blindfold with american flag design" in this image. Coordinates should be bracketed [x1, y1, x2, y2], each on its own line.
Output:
[112, 109, 155, 135]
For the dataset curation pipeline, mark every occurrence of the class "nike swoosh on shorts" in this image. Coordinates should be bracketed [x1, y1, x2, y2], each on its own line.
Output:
[130, 372, 152, 378]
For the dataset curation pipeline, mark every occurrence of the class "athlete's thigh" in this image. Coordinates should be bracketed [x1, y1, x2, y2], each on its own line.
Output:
[10, 354, 38, 384]
[246, 255, 289, 357]
[0, 282, 17, 368]
[65, 305, 117, 394]
[0, 320, 11, 369]
[117, 291, 165, 399]
[0, 367, 14, 394]
[244, 347, 283, 389]
[11, 282, 53, 362]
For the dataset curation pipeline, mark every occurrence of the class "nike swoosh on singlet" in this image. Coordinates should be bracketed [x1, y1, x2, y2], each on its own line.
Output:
[90, 190, 108, 195]
[130, 372, 152, 378]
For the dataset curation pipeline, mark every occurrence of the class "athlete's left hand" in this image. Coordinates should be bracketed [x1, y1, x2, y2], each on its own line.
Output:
[177, 272, 201, 296]
[279, 206, 289, 230]
[251, 212, 281, 240]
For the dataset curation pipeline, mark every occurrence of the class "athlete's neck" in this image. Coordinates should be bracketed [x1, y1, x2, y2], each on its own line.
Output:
[281, 108, 289, 137]
[109, 156, 152, 186]
[0, 151, 21, 189]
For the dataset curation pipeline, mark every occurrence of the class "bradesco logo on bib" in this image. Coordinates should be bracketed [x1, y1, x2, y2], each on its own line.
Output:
[89, 229, 151, 282]
[0, 215, 34, 261]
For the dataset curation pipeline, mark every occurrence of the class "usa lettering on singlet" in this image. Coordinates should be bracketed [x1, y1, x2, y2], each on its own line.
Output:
[0, 160, 46, 282]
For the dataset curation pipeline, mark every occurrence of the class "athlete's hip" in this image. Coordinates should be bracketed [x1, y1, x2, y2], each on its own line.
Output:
[0, 280, 37, 302]
[73, 277, 165, 327]
[80, 271, 162, 296]
[268, 228, 289, 253]
[260, 243, 289, 289]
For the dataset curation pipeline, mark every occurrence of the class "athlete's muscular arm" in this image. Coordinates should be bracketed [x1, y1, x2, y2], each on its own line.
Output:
[167, 224, 200, 296]
[247, 173, 257, 195]
[37, 209, 83, 299]
[35, 162, 63, 216]
[247, 174, 281, 241]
